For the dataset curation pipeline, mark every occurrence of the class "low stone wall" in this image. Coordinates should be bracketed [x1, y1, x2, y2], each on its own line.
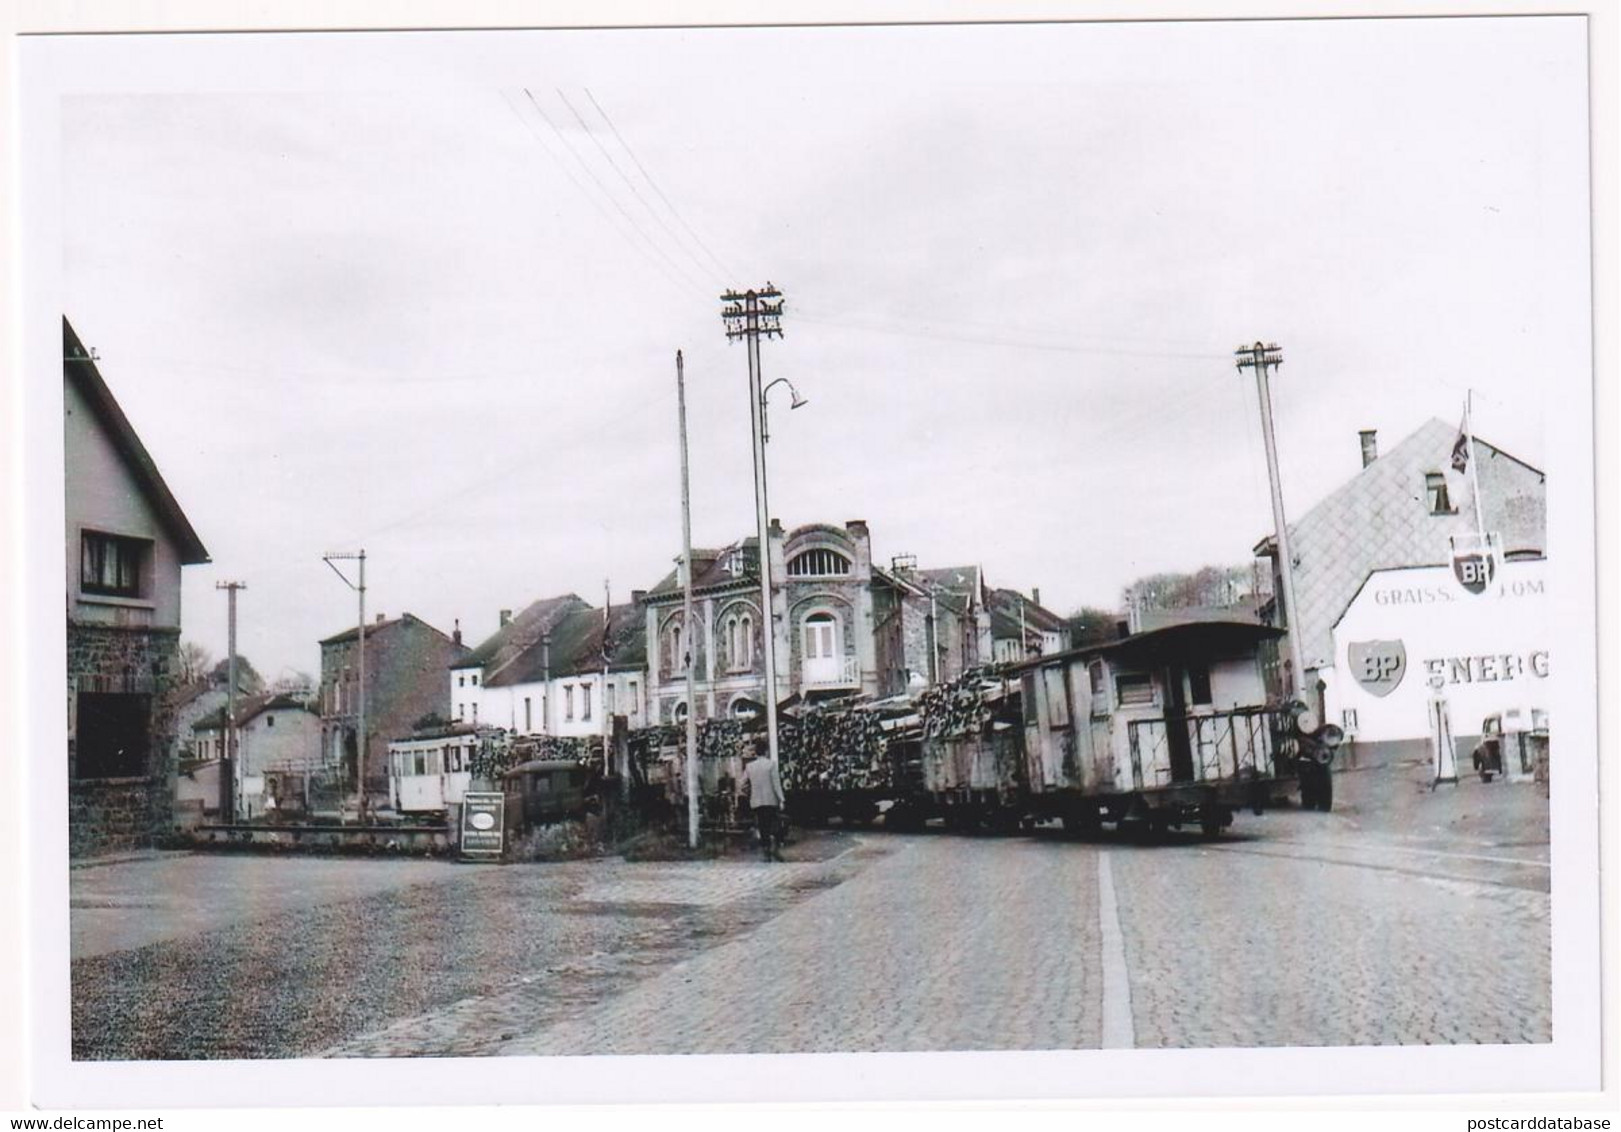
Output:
[68, 775, 168, 857]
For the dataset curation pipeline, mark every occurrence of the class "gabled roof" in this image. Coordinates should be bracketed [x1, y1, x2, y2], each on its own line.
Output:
[64, 318, 209, 565]
[915, 566, 982, 617]
[319, 612, 463, 651]
[986, 587, 1067, 641]
[487, 601, 648, 687]
[235, 693, 317, 726]
[454, 594, 589, 672]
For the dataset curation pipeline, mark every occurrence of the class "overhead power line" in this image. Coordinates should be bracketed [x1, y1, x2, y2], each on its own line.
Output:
[521, 88, 711, 296]
[583, 88, 739, 283]
[556, 88, 728, 289]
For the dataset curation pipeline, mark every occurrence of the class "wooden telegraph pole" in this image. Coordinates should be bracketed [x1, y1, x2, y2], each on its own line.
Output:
[676, 350, 700, 847]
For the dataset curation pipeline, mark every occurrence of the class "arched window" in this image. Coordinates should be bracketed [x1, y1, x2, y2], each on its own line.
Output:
[663, 618, 687, 674]
[787, 548, 852, 577]
[723, 610, 755, 672]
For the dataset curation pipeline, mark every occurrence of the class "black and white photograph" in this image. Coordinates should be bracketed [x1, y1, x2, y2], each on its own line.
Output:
[8, 4, 1610, 1112]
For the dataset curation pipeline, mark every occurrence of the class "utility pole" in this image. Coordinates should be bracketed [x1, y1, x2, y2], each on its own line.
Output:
[1235, 341, 1308, 705]
[215, 581, 246, 822]
[322, 550, 367, 820]
[676, 350, 700, 847]
[602, 578, 612, 777]
[721, 285, 785, 766]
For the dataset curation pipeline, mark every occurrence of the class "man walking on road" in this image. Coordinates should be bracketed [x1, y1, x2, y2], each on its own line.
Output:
[742, 740, 786, 862]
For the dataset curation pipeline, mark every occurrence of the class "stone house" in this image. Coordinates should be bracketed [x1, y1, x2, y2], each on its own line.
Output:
[64, 317, 210, 856]
[318, 613, 468, 796]
[451, 597, 649, 738]
[234, 694, 323, 817]
[644, 519, 973, 723]
[1254, 418, 1546, 705]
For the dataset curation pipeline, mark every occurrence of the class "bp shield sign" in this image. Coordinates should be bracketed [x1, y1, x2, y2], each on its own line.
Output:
[1349, 639, 1406, 697]
[1452, 545, 1497, 595]
[459, 791, 506, 860]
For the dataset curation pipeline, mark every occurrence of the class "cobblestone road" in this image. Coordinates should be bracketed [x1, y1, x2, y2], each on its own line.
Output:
[503, 835, 1104, 1056]
[70, 766, 1552, 1058]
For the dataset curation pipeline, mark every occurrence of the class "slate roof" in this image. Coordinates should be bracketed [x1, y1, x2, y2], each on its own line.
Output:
[64, 318, 210, 565]
[986, 587, 1067, 642]
[485, 601, 648, 687]
[1012, 620, 1283, 671]
[645, 539, 760, 600]
[915, 566, 982, 617]
[1136, 604, 1263, 632]
[453, 594, 589, 672]
[1255, 417, 1546, 669]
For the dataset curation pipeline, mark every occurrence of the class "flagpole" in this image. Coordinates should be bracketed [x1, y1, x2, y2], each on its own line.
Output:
[1465, 390, 1487, 540]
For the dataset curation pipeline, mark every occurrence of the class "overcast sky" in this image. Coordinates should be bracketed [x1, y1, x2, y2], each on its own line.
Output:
[33, 16, 1591, 680]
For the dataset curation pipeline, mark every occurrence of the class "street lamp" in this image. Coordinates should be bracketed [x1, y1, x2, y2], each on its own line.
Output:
[721, 286, 793, 767]
[322, 549, 367, 822]
[760, 376, 808, 443]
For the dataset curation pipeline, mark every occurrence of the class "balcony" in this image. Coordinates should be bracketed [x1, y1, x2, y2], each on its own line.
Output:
[801, 655, 861, 691]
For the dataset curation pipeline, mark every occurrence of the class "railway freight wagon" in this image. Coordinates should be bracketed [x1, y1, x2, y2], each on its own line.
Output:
[883, 672, 1028, 832]
[1013, 620, 1289, 836]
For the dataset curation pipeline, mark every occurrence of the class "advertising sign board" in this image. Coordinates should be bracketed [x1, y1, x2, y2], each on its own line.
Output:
[459, 790, 506, 860]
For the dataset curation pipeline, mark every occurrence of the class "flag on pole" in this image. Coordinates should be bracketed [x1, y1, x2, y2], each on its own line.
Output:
[1450, 412, 1471, 473]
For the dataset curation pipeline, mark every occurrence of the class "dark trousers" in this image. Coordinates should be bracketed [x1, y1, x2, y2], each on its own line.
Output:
[753, 805, 780, 859]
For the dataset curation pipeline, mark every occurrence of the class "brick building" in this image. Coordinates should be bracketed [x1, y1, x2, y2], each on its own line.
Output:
[318, 614, 467, 796]
[64, 317, 210, 855]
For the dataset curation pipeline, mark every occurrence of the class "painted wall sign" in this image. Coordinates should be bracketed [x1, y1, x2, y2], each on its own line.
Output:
[1327, 558, 1548, 746]
[459, 790, 506, 860]
[1348, 639, 1406, 697]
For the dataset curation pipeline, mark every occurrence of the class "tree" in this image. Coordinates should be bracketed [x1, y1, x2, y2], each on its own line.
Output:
[176, 641, 214, 685]
[1121, 563, 1260, 615]
[210, 655, 265, 694]
[1066, 607, 1124, 647]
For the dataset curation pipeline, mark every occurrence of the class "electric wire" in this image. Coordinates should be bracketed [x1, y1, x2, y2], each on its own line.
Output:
[500, 89, 696, 299]
[584, 87, 739, 284]
[556, 88, 729, 290]
[521, 88, 712, 297]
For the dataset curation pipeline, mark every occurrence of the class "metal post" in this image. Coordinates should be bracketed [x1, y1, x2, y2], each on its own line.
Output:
[677, 350, 700, 847]
[356, 550, 367, 820]
[1236, 342, 1307, 700]
[603, 578, 612, 776]
[215, 581, 246, 822]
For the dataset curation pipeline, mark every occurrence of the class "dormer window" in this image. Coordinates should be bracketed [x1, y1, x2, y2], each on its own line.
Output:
[788, 548, 851, 577]
[723, 549, 748, 577]
[1425, 472, 1457, 515]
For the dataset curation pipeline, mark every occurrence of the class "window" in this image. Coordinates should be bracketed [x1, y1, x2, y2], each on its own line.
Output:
[663, 619, 687, 673]
[1043, 667, 1071, 728]
[413, 750, 427, 775]
[1187, 666, 1213, 706]
[564, 685, 575, 721]
[471, 674, 479, 686]
[266, 715, 275, 728]
[788, 548, 852, 577]
[606, 684, 616, 715]
[726, 612, 755, 671]
[80, 532, 146, 598]
[74, 692, 151, 778]
[582, 685, 593, 722]
[1116, 672, 1155, 707]
[471, 702, 478, 723]
[524, 697, 532, 732]
[803, 613, 837, 659]
[628, 680, 639, 717]
[1426, 472, 1457, 515]
[458, 675, 465, 687]
[458, 703, 465, 721]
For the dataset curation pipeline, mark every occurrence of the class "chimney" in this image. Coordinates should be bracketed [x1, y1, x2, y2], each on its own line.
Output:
[768, 518, 783, 536]
[541, 633, 551, 683]
[452, 618, 462, 646]
[631, 589, 647, 605]
[1031, 587, 1042, 608]
[499, 609, 513, 628]
[1358, 429, 1378, 468]
[374, 613, 385, 625]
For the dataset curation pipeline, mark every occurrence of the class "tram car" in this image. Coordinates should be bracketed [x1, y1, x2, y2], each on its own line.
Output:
[386, 724, 489, 817]
[1012, 620, 1292, 835]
